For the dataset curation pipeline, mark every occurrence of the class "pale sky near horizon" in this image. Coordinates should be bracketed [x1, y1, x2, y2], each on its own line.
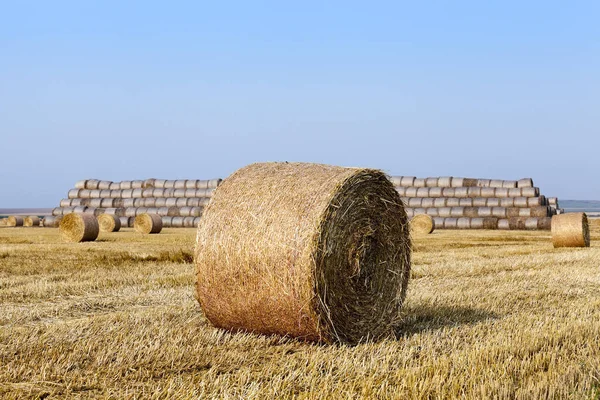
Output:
[1, 1, 599, 207]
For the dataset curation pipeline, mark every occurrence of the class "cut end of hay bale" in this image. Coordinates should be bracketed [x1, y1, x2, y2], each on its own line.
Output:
[97, 214, 121, 232]
[7, 216, 24, 227]
[134, 213, 163, 234]
[551, 213, 590, 248]
[59, 213, 99, 242]
[410, 214, 434, 235]
[23, 216, 40, 227]
[195, 162, 411, 344]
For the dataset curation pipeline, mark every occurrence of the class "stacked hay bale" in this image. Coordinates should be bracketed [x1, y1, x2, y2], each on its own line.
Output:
[52, 178, 221, 227]
[392, 176, 559, 230]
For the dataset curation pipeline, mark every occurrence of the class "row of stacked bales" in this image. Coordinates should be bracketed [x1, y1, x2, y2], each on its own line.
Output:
[391, 176, 562, 230]
[48, 178, 221, 228]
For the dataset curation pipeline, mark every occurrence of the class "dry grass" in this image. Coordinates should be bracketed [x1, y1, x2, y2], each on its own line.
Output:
[1, 221, 600, 398]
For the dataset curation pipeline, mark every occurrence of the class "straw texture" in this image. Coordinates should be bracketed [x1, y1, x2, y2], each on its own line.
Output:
[97, 214, 121, 232]
[23, 216, 40, 227]
[59, 213, 99, 242]
[134, 213, 163, 234]
[551, 213, 590, 248]
[195, 162, 411, 344]
[410, 214, 435, 235]
[7, 216, 24, 227]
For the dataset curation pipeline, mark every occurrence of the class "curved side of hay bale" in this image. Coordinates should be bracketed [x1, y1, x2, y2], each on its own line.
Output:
[457, 218, 471, 229]
[85, 179, 100, 189]
[438, 207, 452, 217]
[59, 213, 99, 242]
[467, 187, 481, 198]
[109, 182, 121, 190]
[97, 214, 121, 232]
[131, 180, 144, 189]
[425, 177, 438, 187]
[195, 162, 411, 344]
[24, 216, 40, 227]
[442, 188, 456, 197]
[502, 180, 518, 189]
[98, 181, 112, 190]
[408, 198, 422, 208]
[120, 181, 133, 190]
[153, 179, 167, 188]
[551, 213, 590, 248]
[462, 178, 478, 187]
[437, 176, 452, 187]
[444, 218, 458, 229]
[400, 176, 415, 187]
[413, 178, 426, 188]
[43, 216, 62, 228]
[518, 178, 534, 188]
[486, 198, 500, 207]
[118, 216, 129, 228]
[185, 180, 198, 189]
[428, 187, 443, 198]
[134, 213, 163, 234]
[161, 216, 173, 228]
[421, 198, 435, 208]
[497, 219, 510, 230]
[433, 198, 447, 207]
[207, 178, 222, 188]
[171, 216, 184, 227]
[473, 198, 487, 207]
[446, 198, 460, 207]
[68, 189, 80, 199]
[7, 216, 24, 227]
[521, 187, 540, 197]
[495, 188, 509, 198]
[454, 188, 468, 198]
[75, 180, 87, 189]
[143, 178, 156, 188]
[489, 179, 504, 188]
[174, 180, 187, 189]
[538, 217, 552, 231]
[464, 207, 479, 218]
[410, 214, 434, 235]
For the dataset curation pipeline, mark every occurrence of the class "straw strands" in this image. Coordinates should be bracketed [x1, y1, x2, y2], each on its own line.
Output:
[97, 214, 121, 232]
[59, 213, 99, 242]
[23, 216, 40, 227]
[7, 216, 24, 227]
[551, 213, 590, 248]
[195, 162, 411, 344]
[410, 214, 434, 235]
[134, 213, 163, 234]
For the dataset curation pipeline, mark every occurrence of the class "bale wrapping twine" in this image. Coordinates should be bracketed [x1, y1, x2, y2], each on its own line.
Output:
[551, 213, 590, 248]
[134, 213, 163, 234]
[59, 213, 99, 242]
[410, 214, 435, 235]
[195, 162, 411, 344]
[97, 214, 121, 232]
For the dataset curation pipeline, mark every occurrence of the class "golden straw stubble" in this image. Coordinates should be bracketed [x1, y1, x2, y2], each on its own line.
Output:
[59, 213, 99, 242]
[195, 162, 411, 344]
[410, 214, 435, 235]
[134, 213, 163, 234]
[97, 214, 121, 232]
[551, 212, 590, 248]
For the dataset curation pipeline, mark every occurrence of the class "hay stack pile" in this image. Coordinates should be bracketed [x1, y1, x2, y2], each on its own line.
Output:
[390, 176, 562, 230]
[51, 178, 221, 228]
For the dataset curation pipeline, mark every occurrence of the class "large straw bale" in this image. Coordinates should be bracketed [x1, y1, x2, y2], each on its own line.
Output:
[134, 213, 163, 234]
[195, 162, 411, 344]
[437, 176, 452, 187]
[43, 216, 62, 228]
[444, 218, 458, 229]
[457, 218, 471, 229]
[425, 178, 438, 187]
[75, 180, 87, 189]
[410, 214, 434, 235]
[7, 216, 24, 227]
[109, 182, 121, 190]
[59, 213, 99, 242]
[414, 178, 426, 187]
[518, 178, 534, 188]
[552, 213, 590, 248]
[400, 176, 415, 186]
[97, 214, 121, 232]
[98, 181, 112, 190]
[131, 180, 144, 189]
[174, 180, 187, 189]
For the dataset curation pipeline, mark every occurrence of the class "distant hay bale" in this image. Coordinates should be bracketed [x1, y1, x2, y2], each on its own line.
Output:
[85, 179, 100, 189]
[98, 181, 112, 190]
[185, 189, 196, 197]
[480, 188, 495, 198]
[99, 189, 111, 198]
[538, 217, 552, 230]
[118, 216, 129, 227]
[134, 213, 163, 234]
[144, 178, 156, 188]
[174, 180, 187, 189]
[400, 176, 415, 186]
[176, 198, 189, 207]
[7, 216, 24, 227]
[457, 218, 471, 229]
[88, 190, 101, 199]
[514, 197, 528, 207]
[142, 188, 154, 198]
[476, 179, 491, 187]
[162, 216, 172, 228]
[174, 189, 186, 198]
[467, 187, 481, 198]
[478, 207, 493, 217]
[59, 213, 99, 242]
[207, 178, 222, 188]
[495, 188, 509, 198]
[502, 180, 518, 189]
[425, 177, 438, 187]
[489, 179, 504, 188]
[165, 198, 178, 207]
[109, 182, 121, 190]
[75, 180, 87, 189]
[389, 176, 401, 186]
[421, 198, 435, 208]
[408, 198, 422, 208]
[195, 162, 411, 344]
[68, 189, 80, 199]
[492, 207, 507, 218]
[185, 180, 198, 189]
[442, 188, 456, 197]
[508, 188, 521, 197]
[551, 213, 590, 248]
[454, 188, 468, 200]
[446, 198, 460, 207]
[171, 216, 184, 227]
[154, 198, 167, 207]
[120, 181, 133, 189]
[462, 178, 478, 187]
[410, 214, 434, 235]
[43, 216, 62, 228]
[518, 178, 534, 188]
[464, 207, 479, 218]
[433, 198, 446, 207]
[497, 219, 510, 230]
[164, 180, 176, 188]
[473, 198, 487, 207]
[88, 199, 102, 208]
[444, 218, 458, 229]
[24, 216, 40, 227]
[547, 197, 558, 206]
[414, 178, 426, 187]
[154, 179, 167, 188]
[521, 187, 539, 197]
[97, 214, 121, 232]
[157, 206, 180, 216]
[486, 198, 501, 207]
[131, 180, 144, 189]
[437, 176, 452, 187]
[428, 187, 443, 198]
[152, 188, 164, 197]
[500, 198, 514, 208]
[132, 189, 143, 198]
[183, 216, 196, 227]
[424, 208, 439, 216]
[450, 207, 465, 217]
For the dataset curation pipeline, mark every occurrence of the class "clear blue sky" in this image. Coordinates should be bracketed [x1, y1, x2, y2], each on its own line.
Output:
[1, 1, 599, 207]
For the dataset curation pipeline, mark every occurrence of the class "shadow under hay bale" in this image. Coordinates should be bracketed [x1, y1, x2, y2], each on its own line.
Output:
[195, 162, 411, 344]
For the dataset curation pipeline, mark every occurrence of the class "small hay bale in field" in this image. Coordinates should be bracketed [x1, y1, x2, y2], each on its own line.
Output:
[60, 199, 72, 208]
[433, 217, 444, 228]
[122, 199, 135, 208]
[472, 217, 497, 229]
[410, 214, 434, 234]
[425, 177, 438, 187]
[59, 213, 99, 242]
[176, 198, 189, 207]
[100, 199, 115, 208]
[195, 162, 411, 344]
[152, 188, 164, 197]
[97, 214, 121, 232]
[533, 196, 546, 206]
[457, 218, 471, 229]
[530, 206, 550, 218]
[400, 176, 415, 186]
[552, 213, 590, 248]
[518, 178, 534, 188]
[514, 197, 528, 207]
[508, 217, 528, 230]
[24, 216, 40, 227]
[134, 213, 163, 234]
[88, 190, 101, 199]
[437, 176, 452, 187]
[7, 216, 24, 227]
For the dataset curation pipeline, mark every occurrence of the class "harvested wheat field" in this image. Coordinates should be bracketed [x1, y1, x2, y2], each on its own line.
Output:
[1, 222, 600, 398]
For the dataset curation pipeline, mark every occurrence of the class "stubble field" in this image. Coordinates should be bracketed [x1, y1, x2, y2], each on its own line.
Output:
[1, 221, 600, 399]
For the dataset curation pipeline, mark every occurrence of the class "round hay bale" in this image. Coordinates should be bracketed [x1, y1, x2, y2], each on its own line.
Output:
[60, 199, 72, 208]
[502, 180, 518, 189]
[174, 180, 187, 189]
[421, 198, 435, 208]
[97, 214, 121, 232]
[88, 190, 101, 199]
[7, 216, 24, 227]
[179, 206, 192, 217]
[207, 178, 222, 188]
[124, 208, 138, 217]
[157, 206, 180, 216]
[476, 179, 491, 188]
[508, 188, 521, 198]
[195, 163, 411, 344]
[43, 216, 62, 228]
[162, 216, 172, 228]
[486, 198, 501, 207]
[507, 207, 520, 218]
[165, 198, 178, 207]
[521, 187, 539, 197]
[547, 197, 558, 206]
[185, 180, 198, 189]
[144, 178, 156, 188]
[464, 207, 479, 218]
[480, 188, 495, 198]
[413, 178, 426, 187]
[405, 187, 418, 197]
[478, 207, 493, 217]
[438, 207, 452, 217]
[525, 218, 539, 230]
[462, 178, 477, 187]
[442, 188, 456, 197]
[132, 199, 143, 207]
[99, 189, 111, 198]
[136, 207, 149, 215]
[88, 199, 102, 208]
[120, 189, 133, 199]
[444, 218, 458, 229]
[437, 176, 452, 187]
[433, 217, 444, 229]
[433, 198, 447, 207]
[551, 213, 590, 248]
[492, 207, 507, 218]
[499, 198, 515, 207]
[183, 216, 196, 227]
[85, 179, 100, 189]
[109, 182, 121, 190]
[410, 214, 434, 235]
[428, 187, 443, 198]
[174, 189, 186, 198]
[103, 208, 118, 215]
[185, 189, 196, 197]
[489, 179, 504, 188]
[400, 176, 415, 186]
[131, 180, 144, 189]
[495, 188, 509, 198]
[72, 206, 90, 214]
[470, 218, 484, 229]
[467, 187, 481, 198]
[132, 188, 143, 198]
[59, 213, 99, 242]
[508, 217, 527, 230]
[68, 189, 80, 199]
[195, 189, 208, 197]
[142, 188, 154, 198]
[416, 188, 429, 198]
[53, 207, 66, 216]
[530, 196, 545, 207]
[459, 198, 473, 207]
[454, 188, 468, 198]
[154, 179, 167, 188]
[446, 198, 460, 207]
[164, 180, 176, 188]
[152, 188, 164, 197]
[513, 197, 528, 207]
[118, 217, 129, 227]
[473, 198, 487, 207]
[134, 213, 163, 234]
[93, 208, 105, 217]
[120, 181, 133, 189]
[75, 180, 87, 189]
[450, 207, 465, 217]
[122, 199, 135, 208]
[457, 218, 471, 229]
[193, 217, 201, 225]
[154, 198, 167, 207]
[481, 217, 498, 229]
[196, 180, 210, 189]
[518, 178, 534, 188]
[424, 208, 438, 217]
[389, 176, 401, 186]
[408, 198, 422, 208]
[176, 198, 189, 207]
[538, 217, 552, 231]
[200, 198, 211, 206]
[498, 219, 510, 230]
[530, 206, 550, 218]
[425, 177, 438, 187]
[98, 181, 112, 190]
